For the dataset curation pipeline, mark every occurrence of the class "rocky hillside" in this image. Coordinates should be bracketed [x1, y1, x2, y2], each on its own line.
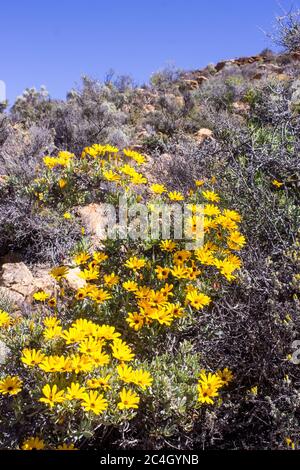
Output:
[0, 43, 299, 450]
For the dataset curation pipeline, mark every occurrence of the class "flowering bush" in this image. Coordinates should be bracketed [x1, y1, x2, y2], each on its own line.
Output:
[0, 145, 244, 449]
[1, 32, 300, 448]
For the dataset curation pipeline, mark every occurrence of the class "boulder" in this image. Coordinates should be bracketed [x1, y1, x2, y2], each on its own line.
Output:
[77, 203, 117, 244]
[0, 262, 57, 304]
[1, 262, 34, 297]
[215, 55, 262, 72]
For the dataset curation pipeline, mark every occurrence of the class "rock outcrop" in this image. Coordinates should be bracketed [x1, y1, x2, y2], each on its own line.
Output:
[0, 261, 57, 306]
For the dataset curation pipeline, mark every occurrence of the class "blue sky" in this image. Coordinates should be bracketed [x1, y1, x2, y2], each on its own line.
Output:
[0, 0, 298, 104]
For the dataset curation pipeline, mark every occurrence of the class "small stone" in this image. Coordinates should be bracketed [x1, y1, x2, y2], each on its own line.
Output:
[193, 128, 213, 144]
[65, 267, 86, 291]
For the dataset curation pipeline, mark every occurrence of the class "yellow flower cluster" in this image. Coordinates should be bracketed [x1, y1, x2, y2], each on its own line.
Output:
[81, 144, 119, 158]
[35, 144, 150, 205]
[81, 145, 148, 186]
[197, 369, 233, 404]
[123, 148, 147, 165]
[43, 151, 75, 169]
[0, 309, 11, 327]
[3, 143, 247, 449]
[31, 148, 247, 342]
[20, 317, 152, 415]
[150, 183, 167, 194]
[21, 436, 77, 450]
[44, 199, 244, 332]
[119, 163, 147, 185]
[81, 144, 147, 166]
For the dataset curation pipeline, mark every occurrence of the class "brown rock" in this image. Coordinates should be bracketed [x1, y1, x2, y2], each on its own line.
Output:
[215, 55, 261, 72]
[1, 262, 34, 297]
[195, 75, 208, 85]
[0, 262, 57, 304]
[1, 262, 33, 285]
[182, 79, 199, 90]
[215, 60, 235, 72]
[193, 128, 213, 144]
[235, 55, 261, 66]
[77, 203, 117, 247]
[291, 52, 300, 61]
[65, 267, 86, 290]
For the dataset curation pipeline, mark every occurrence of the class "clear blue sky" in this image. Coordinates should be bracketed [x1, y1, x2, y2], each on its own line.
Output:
[0, 0, 297, 104]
